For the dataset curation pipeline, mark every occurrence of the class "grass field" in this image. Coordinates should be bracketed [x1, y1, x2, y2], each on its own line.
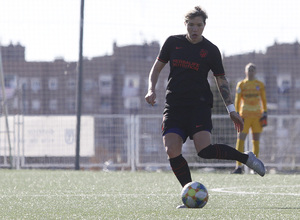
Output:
[0, 170, 299, 219]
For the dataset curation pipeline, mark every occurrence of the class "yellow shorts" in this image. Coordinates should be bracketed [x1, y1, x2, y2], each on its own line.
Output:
[242, 117, 262, 134]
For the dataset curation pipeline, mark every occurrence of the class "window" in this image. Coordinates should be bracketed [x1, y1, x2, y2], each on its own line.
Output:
[122, 75, 140, 97]
[2, 75, 17, 99]
[277, 74, 291, 93]
[67, 79, 76, 90]
[66, 99, 76, 111]
[123, 75, 140, 110]
[18, 77, 28, 90]
[99, 75, 112, 95]
[32, 100, 40, 110]
[4, 75, 17, 88]
[100, 97, 111, 111]
[31, 78, 41, 92]
[48, 78, 58, 90]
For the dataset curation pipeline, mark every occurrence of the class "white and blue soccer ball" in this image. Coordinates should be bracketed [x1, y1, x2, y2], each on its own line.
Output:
[181, 181, 209, 208]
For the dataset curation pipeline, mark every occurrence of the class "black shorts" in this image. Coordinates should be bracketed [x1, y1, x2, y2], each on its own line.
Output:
[162, 105, 213, 143]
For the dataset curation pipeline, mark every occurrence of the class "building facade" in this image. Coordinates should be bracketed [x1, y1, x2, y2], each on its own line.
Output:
[1, 40, 300, 116]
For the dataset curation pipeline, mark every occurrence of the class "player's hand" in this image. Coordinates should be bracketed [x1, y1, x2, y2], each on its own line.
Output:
[229, 111, 244, 132]
[145, 90, 156, 106]
[260, 111, 267, 127]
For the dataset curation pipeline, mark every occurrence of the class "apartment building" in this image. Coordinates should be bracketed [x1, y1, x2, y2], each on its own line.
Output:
[1, 40, 300, 115]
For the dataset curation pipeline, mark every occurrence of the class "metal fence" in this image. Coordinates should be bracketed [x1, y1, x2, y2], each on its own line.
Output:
[0, 114, 299, 171]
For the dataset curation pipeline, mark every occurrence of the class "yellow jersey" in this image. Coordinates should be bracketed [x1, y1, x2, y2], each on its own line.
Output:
[235, 79, 267, 118]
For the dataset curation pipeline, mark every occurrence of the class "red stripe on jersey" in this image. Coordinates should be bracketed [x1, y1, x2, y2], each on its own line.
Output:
[157, 57, 168, 63]
[214, 73, 225, 76]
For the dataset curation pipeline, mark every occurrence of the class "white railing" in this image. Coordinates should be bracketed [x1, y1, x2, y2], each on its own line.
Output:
[0, 114, 299, 171]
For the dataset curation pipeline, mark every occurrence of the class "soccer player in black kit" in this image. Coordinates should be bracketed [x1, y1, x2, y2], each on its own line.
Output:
[145, 6, 266, 208]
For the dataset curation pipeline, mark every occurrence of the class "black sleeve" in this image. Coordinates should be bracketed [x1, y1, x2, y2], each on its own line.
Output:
[210, 46, 225, 76]
[157, 36, 173, 63]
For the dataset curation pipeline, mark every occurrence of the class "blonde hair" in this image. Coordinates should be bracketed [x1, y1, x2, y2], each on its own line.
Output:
[245, 63, 256, 72]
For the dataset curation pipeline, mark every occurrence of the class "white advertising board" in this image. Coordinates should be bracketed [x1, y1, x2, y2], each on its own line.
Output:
[0, 116, 94, 157]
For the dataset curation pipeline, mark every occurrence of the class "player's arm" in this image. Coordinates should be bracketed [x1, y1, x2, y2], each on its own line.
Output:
[260, 83, 268, 126]
[260, 83, 267, 112]
[145, 60, 166, 106]
[234, 83, 242, 114]
[214, 75, 234, 107]
[215, 75, 244, 132]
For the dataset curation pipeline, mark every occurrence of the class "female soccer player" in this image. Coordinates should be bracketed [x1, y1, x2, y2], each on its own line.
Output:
[145, 6, 265, 208]
[232, 63, 267, 174]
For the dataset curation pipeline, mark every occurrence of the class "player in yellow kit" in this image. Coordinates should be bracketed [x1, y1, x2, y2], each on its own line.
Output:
[232, 63, 267, 174]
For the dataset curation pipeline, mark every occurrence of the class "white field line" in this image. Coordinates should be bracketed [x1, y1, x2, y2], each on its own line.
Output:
[0, 193, 179, 198]
[210, 185, 300, 196]
[0, 185, 299, 198]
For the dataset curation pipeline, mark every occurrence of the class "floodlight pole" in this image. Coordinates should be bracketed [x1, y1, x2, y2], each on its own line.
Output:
[0, 46, 13, 169]
[75, 0, 85, 170]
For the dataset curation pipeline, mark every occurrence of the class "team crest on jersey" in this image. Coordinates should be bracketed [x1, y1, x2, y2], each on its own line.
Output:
[256, 85, 260, 90]
[200, 49, 208, 58]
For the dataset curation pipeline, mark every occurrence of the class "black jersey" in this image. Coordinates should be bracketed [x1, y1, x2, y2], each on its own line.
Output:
[158, 35, 225, 108]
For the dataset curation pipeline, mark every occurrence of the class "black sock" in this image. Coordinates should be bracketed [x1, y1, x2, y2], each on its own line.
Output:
[169, 154, 192, 187]
[198, 144, 248, 164]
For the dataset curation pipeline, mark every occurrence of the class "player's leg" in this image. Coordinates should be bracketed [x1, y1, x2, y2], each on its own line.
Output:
[190, 106, 249, 167]
[162, 107, 192, 187]
[194, 131, 248, 164]
[233, 132, 248, 174]
[232, 118, 251, 173]
[252, 133, 261, 157]
[251, 118, 262, 157]
[163, 133, 192, 187]
[193, 132, 265, 176]
[164, 132, 191, 209]
[189, 105, 265, 176]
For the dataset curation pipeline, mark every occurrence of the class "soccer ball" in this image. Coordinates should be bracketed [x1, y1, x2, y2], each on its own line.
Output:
[181, 181, 208, 208]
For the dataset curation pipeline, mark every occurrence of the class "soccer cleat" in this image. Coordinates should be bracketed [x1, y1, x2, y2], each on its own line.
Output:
[245, 151, 265, 177]
[176, 204, 187, 209]
[231, 167, 243, 174]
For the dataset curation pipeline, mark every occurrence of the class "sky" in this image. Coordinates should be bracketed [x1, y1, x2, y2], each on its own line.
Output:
[1, 0, 300, 61]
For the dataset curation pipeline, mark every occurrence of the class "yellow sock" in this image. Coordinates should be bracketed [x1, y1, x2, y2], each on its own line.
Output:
[252, 140, 260, 157]
[236, 139, 245, 167]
